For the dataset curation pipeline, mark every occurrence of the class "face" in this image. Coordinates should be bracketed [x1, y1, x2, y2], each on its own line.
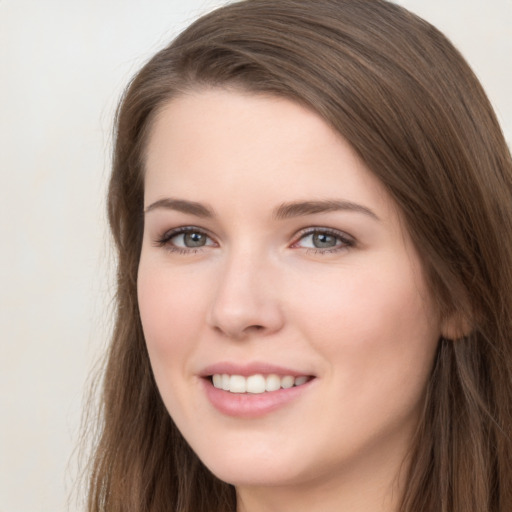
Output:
[138, 89, 445, 494]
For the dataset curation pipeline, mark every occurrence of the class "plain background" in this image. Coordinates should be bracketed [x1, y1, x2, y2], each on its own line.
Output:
[0, 1, 510, 511]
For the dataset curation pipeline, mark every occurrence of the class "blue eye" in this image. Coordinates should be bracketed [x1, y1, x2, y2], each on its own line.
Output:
[294, 229, 354, 252]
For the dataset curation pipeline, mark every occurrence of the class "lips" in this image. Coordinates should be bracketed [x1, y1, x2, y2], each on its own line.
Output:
[200, 362, 316, 417]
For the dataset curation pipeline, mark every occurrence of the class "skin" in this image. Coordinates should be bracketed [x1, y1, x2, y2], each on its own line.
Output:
[138, 88, 454, 512]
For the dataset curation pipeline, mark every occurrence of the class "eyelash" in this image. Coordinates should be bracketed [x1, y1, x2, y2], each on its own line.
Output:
[153, 226, 355, 255]
[154, 226, 214, 255]
[292, 227, 355, 254]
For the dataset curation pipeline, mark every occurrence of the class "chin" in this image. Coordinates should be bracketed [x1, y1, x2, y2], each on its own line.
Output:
[207, 460, 305, 488]
[190, 438, 308, 487]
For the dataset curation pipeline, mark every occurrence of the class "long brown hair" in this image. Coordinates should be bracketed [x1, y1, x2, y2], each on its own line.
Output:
[86, 1, 512, 510]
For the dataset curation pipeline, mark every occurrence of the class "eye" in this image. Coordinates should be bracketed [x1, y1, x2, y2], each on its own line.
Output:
[174, 231, 209, 248]
[155, 227, 216, 252]
[292, 228, 354, 252]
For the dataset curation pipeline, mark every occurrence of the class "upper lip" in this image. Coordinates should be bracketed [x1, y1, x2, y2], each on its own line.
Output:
[199, 361, 314, 378]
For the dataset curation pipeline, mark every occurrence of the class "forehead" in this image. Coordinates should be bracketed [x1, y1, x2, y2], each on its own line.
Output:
[145, 88, 343, 173]
[144, 89, 393, 215]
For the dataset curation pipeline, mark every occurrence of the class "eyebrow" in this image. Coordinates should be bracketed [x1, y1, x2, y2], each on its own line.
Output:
[144, 198, 214, 217]
[144, 197, 379, 221]
[273, 200, 380, 221]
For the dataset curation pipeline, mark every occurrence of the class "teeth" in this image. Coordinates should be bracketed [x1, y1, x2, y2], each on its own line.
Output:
[211, 373, 310, 394]
[281, 375, 295, 389]
[265, 374, 281, 392]
[221, 374, 230, 391]
[212, 374, 223, 388]
[247, 374, 266, 394]
[294, 376, 308, 386]
[229, 375, 246, 393]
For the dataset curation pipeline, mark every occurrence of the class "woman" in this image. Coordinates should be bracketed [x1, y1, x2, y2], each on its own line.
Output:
[86, 1, 512, 511]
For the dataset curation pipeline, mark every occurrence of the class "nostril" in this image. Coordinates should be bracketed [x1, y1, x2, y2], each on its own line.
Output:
[242, 324, 266, 335]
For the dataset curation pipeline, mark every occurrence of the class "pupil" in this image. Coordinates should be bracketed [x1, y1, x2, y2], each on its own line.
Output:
[313, 233, 336, 248]
[184, 232, 205, 247]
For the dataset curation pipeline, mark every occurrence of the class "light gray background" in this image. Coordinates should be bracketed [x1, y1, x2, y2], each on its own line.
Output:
[0, 1, 510, 511]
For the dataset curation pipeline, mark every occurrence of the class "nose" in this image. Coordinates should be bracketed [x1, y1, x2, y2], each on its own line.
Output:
[207, 249, 284, 339]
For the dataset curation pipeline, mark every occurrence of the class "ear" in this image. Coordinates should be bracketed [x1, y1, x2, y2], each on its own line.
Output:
[440, 310, 472, 340]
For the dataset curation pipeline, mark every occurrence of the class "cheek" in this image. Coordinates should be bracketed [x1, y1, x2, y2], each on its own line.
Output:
[137, 260, 207, 370]
[290, 260, 440, 457]
[137, 259, 214, 433]
[288, 256, 440, 388]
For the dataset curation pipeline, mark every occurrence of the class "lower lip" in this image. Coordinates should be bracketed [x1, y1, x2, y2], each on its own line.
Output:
[202, 378, 314, 418]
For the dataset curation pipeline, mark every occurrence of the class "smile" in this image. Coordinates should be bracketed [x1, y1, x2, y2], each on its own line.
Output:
[211, 373, 310, 394]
